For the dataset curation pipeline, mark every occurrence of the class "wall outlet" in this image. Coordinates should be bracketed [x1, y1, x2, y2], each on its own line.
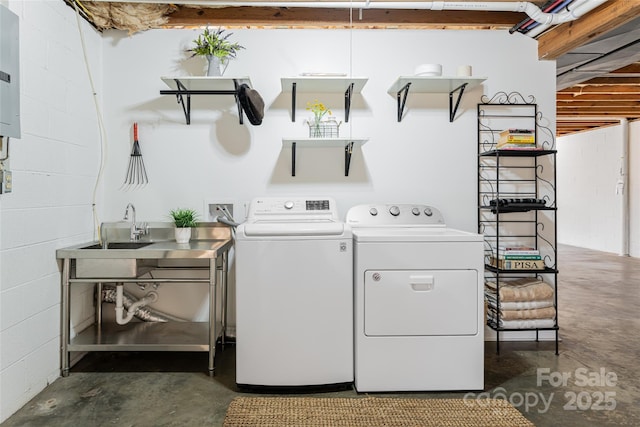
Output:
[208, 203, 234, 222]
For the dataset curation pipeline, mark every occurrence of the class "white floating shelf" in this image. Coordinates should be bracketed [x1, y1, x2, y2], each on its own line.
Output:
[388, 76, 488, 122]
[388, 76, 487, 94]
[159, 76, 253, 125]
[281, 76, 368, 93]
[282, 137, 368, 148]
[161, 76, 252, 91]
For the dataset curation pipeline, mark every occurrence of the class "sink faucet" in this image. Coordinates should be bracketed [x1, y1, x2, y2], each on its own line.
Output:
[123, 203, 147, 241]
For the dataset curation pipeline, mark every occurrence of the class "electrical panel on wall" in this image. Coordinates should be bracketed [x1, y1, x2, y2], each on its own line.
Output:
[0, 5, 20, 139]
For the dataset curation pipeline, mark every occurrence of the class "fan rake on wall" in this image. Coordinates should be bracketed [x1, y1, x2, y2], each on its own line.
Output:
[122, 122, 148, 189]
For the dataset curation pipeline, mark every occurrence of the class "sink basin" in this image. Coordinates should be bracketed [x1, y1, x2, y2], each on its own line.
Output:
[81, 242, 153, 250]
[75, 241, 154, 278]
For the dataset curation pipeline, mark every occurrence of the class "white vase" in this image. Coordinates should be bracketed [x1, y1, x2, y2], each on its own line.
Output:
[206, 55, 229, 76]
[175, 227, 192, 244]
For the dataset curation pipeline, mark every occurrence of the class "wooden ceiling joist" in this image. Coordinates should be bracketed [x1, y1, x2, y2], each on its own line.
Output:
[556, 59, 640, 135]
[166, 6, 527, 28]
[557, 110, 640, 118]
[556, 119, 623, 136]
[576, 77, 640, 86]
[559, 85, 640, 95]
[609, 63, 640, 74]
[558, 100, 640, 107]
[557, 120, 621, 126]
[557, 93, 640, 101]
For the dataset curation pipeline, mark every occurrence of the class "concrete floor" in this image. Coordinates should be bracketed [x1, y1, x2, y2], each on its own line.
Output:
[3, 244, 639, 427]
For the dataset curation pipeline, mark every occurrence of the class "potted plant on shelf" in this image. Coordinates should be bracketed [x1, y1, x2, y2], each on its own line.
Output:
[187, 26, 245, 76]
[170, 208, 199, 244]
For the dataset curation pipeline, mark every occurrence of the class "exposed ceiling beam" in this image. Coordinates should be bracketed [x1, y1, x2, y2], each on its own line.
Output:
[572, 76, 640, 85]
[537, 0, 640, 60]
[557, 93, 640, 101]
[558, 101, 640, 108]
[559, 85, 640, 94]
[557, 110, 640, 118]
[610, 63, 640, 74]
[166, 6, 526, 29]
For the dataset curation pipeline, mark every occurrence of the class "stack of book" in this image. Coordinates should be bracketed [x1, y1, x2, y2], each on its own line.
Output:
[490, 246, 545, 270]
[497, 129, 536, 150]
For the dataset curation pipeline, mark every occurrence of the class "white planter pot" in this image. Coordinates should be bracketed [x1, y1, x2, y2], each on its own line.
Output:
[206, 55, 229, 76]
[175, 227, 192, 244]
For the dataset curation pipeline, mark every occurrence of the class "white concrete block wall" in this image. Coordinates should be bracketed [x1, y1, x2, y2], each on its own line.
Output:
[557, 124, 632, 254]
[630, 121, 640, 257]
[0, 1, 102, 422]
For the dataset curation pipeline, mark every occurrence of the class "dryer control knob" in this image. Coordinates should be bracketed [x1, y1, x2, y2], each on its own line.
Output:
[424, 207, 433, 216]
[369, 208, 378, 216]
[411, 207, 420, 216]
[389, 205, 400, 216]
[284, 201, 294, 210]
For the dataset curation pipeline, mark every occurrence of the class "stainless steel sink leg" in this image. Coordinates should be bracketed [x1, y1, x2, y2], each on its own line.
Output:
[96, 282, 103, 326]
[220, 252, 229, 347]
[208, 257, 217, 376]
[61, 258, 70, 377]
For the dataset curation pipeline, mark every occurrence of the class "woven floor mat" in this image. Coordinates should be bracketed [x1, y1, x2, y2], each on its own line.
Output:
[223, 396, 535, 427]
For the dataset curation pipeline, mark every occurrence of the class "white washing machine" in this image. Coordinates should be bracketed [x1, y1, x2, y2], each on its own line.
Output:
[235, 197, 353, 387]
[346, 204, 484, 392]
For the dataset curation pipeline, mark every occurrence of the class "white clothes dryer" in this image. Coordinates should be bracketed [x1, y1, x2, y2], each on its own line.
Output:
[346, 204, 484, 392]
[235, 197, 353, 388]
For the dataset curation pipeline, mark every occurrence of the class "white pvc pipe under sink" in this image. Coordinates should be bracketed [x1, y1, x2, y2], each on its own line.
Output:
[115, 284, 159, 325]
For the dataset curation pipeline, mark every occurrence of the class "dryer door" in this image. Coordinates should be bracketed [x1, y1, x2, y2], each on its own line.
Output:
[364, 270, 478, 336]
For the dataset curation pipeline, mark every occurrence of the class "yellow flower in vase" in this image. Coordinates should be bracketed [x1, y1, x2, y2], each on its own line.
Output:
[306, 100, 332, 138]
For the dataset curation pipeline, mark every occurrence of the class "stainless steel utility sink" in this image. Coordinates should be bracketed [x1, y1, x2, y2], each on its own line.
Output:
[81, 242, 153, 250]
[75, 242, 153, 278]
[56, 221, 234, 279]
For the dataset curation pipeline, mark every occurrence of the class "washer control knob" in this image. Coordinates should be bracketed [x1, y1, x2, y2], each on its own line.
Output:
[411, 207, 420, 216]
[284, 201, 294, 210]
[424, 207, 433, 216]
[369, 208, 378, 216]
[389, 205, 400, 216]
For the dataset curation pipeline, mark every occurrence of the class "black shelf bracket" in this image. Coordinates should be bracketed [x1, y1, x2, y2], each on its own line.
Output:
[291, 142, 296, 177]
[345, 141, 354, 176]
[160, 78, 244, 125]
[345, 83, 354, 122]
[395, 81, 470, 122]
[233, 79, 244, 125]
[396, 82, 411, 122]
[172, 79, 191, 124]
[449, 83, 468, 122]
[291, 82, 297, 122]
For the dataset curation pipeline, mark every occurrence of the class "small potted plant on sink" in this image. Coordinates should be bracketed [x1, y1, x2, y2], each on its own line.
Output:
[187, 26, 245, 76]
[170, 208, 199, 244]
